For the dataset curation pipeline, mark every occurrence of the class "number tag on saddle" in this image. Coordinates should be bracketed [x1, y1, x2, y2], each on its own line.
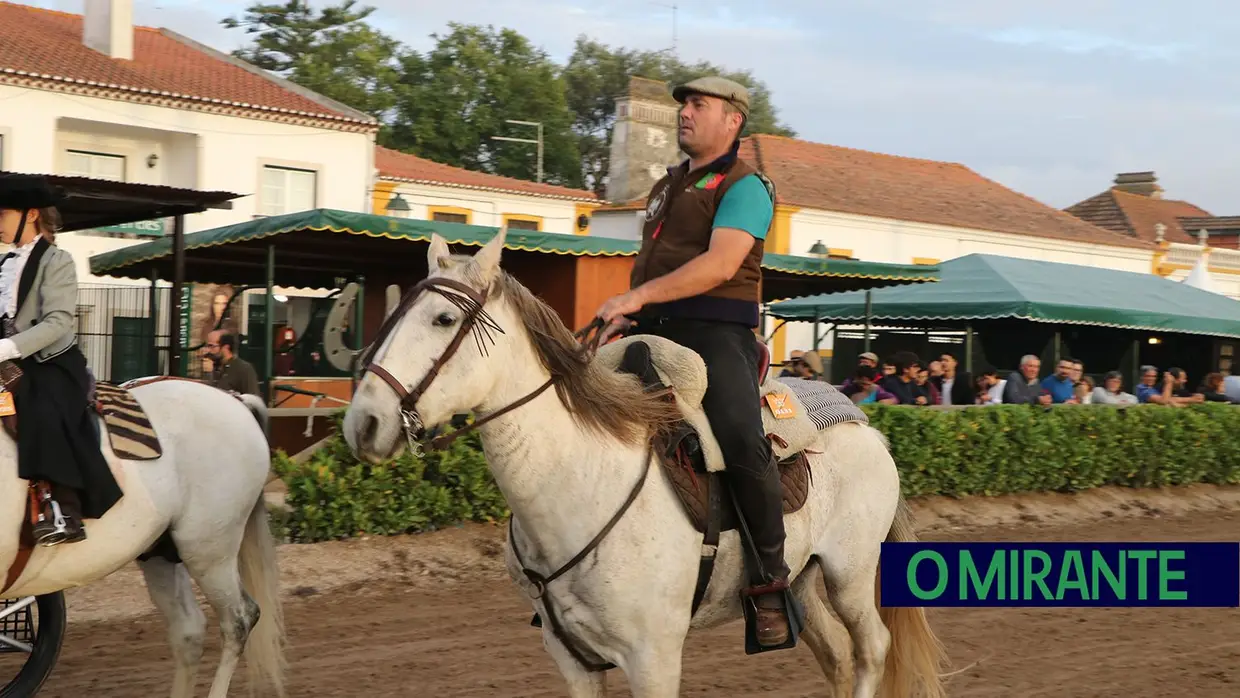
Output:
[0, 391, 14, 417]
[764, 392, 796, 419]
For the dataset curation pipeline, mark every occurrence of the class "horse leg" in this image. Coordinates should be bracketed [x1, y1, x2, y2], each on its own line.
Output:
[794, 565, 853, 697]
[541, 628, 609, 697]
[180, 550, 260, 698]
[620, 638, 686, 698]
[820, 550, 891, 698]
[140, 558, 206, 698]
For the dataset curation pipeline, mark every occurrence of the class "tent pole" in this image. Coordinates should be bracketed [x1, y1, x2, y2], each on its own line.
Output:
[169, 215, 185, 377]
[812, 316, 820, 352]
[863, 291, 872, 353]
[265, 245, 275, 405]
[148, 268, 160, 376]
[1053, 330, 1062, 365]
[965, 323, 974, 374]
[1132, 337, 1141, 390]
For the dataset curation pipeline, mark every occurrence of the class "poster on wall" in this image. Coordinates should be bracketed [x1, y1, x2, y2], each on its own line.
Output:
[189, 283, 241, 377]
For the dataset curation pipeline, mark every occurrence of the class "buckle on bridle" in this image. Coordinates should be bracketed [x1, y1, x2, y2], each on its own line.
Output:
[400, 408, 424, 458]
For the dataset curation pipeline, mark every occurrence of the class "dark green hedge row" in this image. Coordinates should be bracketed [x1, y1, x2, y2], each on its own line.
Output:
[272, 404, 1240, 542]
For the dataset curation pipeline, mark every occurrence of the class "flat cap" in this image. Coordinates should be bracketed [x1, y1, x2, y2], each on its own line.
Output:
[0, 174, 64, 211]
[672, 76, 750, 118]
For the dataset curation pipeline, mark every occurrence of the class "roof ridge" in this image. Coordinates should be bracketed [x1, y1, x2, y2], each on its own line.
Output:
[376, 145, 598, 200]
[746, 133, 972, 170]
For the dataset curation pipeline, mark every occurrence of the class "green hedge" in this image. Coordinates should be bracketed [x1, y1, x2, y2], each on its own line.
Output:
[273, 404, 1240, 542]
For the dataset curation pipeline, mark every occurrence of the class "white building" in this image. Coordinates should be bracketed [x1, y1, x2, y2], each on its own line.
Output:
[372, 146, 599, 235]
[0, 0, 378, 288]
[593, 78, 1240, 363]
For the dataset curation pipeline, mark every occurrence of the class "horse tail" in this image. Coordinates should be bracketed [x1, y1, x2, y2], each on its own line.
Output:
[876, 495, 949, 698]
[239, 494, 287, 697]
[237, 393, 270, 443]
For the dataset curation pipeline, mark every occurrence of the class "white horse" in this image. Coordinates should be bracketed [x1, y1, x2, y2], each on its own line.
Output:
[0, 378, 286, 698]
[342, 229, 947, 698]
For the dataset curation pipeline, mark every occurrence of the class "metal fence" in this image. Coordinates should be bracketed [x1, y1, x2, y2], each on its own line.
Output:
[75, 283, 171, 383]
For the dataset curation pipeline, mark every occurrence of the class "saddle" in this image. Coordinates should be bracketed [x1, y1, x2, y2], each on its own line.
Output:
[593, 335, 868, 534]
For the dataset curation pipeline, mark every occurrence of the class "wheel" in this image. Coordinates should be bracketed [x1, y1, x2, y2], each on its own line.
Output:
[0, 593, 66, 697]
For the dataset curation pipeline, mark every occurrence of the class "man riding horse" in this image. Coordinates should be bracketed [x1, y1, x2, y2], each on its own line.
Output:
[0, 173, 121, 546]
[594, 76, 793, 648]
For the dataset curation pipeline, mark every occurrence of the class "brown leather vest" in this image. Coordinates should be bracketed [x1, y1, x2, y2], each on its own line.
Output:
[630, 145, 773, 327]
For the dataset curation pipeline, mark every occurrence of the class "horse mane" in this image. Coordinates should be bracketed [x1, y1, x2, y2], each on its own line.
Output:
[434, 255, 679, 445]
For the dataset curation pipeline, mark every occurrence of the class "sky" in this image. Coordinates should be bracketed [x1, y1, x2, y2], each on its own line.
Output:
[29, 0, 1240, 213]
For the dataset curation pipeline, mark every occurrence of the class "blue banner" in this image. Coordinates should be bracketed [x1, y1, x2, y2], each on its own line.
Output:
[880, 542, 1239, 607]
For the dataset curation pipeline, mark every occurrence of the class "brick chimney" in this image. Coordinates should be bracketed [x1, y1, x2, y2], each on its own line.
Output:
[1112, 171, 1164, 199]
[83, 0, 134, 61]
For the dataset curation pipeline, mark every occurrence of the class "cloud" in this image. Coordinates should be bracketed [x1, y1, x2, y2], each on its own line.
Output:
[24, 0, 1240, 213]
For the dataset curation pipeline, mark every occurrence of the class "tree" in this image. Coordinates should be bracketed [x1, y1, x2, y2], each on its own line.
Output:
[563, 37, 796, 196]
[221, 0, 405, 123]
[385, 24, 582, 188]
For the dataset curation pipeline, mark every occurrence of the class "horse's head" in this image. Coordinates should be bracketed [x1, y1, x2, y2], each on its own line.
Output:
[343, 228, 514, 463]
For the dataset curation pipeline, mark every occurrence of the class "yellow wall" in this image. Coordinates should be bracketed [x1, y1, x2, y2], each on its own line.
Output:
[574, 202, 598, 235]
[371, 180, 398, 215]
[768, 204, 798, 364]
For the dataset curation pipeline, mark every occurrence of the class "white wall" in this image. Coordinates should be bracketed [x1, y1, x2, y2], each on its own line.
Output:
[590, 209, 645, 241]
[382, 180, 591, 235]
[0, 83, 375, 282]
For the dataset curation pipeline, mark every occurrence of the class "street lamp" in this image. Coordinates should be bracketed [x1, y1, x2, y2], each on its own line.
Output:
[491, 120, 544, 183]
[385, 193, 410, 217]
[807, 240, 829, 258]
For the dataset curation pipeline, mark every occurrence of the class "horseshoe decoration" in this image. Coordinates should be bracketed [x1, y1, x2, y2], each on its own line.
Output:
[323, 282, 402, 373]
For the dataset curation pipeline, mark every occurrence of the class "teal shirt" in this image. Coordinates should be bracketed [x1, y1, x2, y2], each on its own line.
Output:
[713, 174, 773, 240]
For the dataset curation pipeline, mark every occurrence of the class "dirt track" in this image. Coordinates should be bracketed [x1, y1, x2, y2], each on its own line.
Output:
[17, 486, 1240, 697]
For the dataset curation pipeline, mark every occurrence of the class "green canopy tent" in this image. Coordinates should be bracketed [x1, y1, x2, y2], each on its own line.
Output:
[87, 208, 939, 298]
[767, 253, 1240, 382]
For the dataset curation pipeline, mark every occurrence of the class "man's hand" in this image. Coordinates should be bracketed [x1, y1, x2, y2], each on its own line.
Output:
[595, 289, 645, 325]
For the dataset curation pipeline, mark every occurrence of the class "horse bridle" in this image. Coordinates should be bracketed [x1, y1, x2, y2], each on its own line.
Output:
[360, 275, 605, 455]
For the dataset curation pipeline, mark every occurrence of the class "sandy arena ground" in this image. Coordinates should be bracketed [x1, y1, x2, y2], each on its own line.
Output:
[7, 484, 1240, 697]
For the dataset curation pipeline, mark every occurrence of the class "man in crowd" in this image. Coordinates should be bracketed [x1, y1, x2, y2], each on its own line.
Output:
[204, 330, 260, 397]
[934, 352, 974, 405]
[879, 351, 928, 405]
[1004, 354, 1052, 405]
[1040, 358, 1078, 404]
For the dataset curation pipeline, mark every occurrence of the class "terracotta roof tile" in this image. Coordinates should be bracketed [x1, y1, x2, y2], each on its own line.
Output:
[375, 146, 597, 202]
[0, 1, 372, 126]
[600, 134, 1148, 249]
[1064, 188, 1211, 244]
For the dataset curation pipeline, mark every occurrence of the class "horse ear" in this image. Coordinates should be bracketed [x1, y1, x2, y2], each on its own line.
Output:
[474, 225, 507, 282]
[427, 233, 451, 271]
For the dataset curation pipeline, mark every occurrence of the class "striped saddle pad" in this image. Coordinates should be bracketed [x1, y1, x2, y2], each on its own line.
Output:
[93, 382, 164, 461]
[771, 376, 870, 431]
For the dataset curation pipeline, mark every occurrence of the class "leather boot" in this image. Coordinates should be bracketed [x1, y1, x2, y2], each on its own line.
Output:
[727, 450, 791, 646]
[31, 481, 86, 547]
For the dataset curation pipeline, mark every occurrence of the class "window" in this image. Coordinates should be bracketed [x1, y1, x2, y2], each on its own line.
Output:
[502, 214, 542, 231]
[261, 166, 316, 216]
[65, 150, 126, 181]
[428, 206, 471, 224]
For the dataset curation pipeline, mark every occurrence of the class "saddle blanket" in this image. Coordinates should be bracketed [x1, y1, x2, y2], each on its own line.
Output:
[773, 377, 869, 431]
[93, 382, 163, 461]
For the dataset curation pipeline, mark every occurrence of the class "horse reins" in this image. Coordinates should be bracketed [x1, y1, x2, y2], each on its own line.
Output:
[360, 275, 608, 454]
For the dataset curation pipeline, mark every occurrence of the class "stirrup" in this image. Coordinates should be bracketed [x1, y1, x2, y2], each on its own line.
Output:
[33, 497, 84, 547]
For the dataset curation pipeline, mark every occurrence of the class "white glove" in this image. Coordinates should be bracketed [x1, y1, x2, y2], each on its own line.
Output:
[0, 339, 20, 363]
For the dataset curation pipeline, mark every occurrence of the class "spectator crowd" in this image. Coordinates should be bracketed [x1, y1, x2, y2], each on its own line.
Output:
[781, 348, 1240, 408]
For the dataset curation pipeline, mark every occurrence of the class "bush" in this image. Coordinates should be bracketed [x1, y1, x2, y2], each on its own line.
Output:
[864, 403, 1240, 498]
[274, 404, 1240, 542]
[272, 413, 507, 543]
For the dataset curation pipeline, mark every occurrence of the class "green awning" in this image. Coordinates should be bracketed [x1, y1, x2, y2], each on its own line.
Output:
[767, 253, 1240, 338]
[87, 208, 941, 296]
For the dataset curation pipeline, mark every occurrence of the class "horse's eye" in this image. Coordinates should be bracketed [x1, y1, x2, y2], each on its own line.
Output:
[433, 312, 456, 327]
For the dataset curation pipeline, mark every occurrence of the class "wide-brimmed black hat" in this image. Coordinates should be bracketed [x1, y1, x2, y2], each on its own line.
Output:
[0, 173, 65, 211]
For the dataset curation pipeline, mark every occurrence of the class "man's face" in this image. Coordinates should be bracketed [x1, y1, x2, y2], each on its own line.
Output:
[1142, 370, 1158, 386]
[903, 362, 921, 379]
[859, 357, 876, 368]
[678, 94, 741, 158]
[1173, 370, 1187, 387]
[939, 355, 957, 372]
[1021, 359, 1041, 381]
[928, 361, 943, 377]
[205, 331, 223, 361]
[856, 375, 873, 391]
[1055, 361, 1073, 379]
